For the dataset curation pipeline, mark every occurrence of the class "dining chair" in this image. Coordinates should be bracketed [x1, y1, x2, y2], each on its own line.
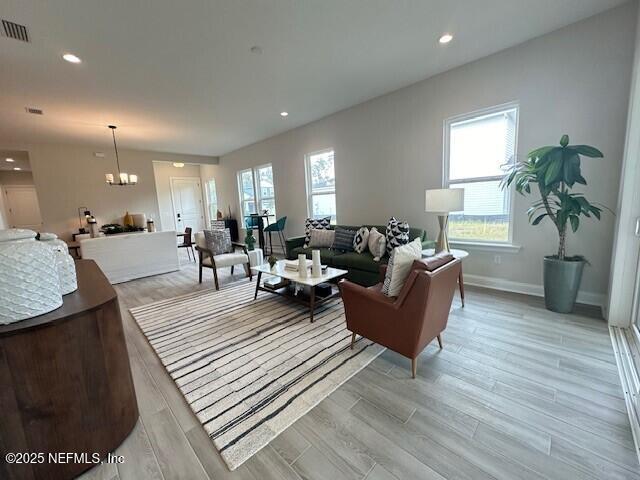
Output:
[177, 227, 196, 261]
[264, 216, 287, 255]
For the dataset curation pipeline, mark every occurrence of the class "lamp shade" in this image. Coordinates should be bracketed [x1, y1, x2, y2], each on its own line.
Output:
[425, 188, 464, 214]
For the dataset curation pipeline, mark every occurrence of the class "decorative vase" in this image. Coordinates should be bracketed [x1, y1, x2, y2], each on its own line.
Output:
[543, 256, 586, 313]
[298, 254, 308, 278]
[245, 230, 256, 251]
[39, 233, 78, 295]
[312, 249, 322, 278]
[147, 219, 156, 232]
[268, 255, 278, 272]
[0, 229, 63, 325]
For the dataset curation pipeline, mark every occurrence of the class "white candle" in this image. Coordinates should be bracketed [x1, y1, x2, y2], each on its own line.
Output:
[298, 254, 308, 278]
[129, 174, 138, 184]
[119, 172, 129, 184]
[105, 173, 114, 184]
[312, 249, 321, 277]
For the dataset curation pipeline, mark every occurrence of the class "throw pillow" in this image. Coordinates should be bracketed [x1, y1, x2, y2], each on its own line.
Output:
[353, 226, 370, 253]
[367, 227, 387, 261]
[385, 217, 410, 255]
[382, 237, 422, 297]
[304, 217, 331, 247]
[308, 228, 335, 248]
[204, 228, 232, 255]
[333, 227, 357, 252]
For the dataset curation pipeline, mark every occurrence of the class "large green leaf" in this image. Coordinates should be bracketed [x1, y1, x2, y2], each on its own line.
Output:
[544, 155, 563, 186]
[570, 215, 580, 233]
[531, 214, 547, 225]
[528, 146, 554, 161]
[573, 145, 603, 158]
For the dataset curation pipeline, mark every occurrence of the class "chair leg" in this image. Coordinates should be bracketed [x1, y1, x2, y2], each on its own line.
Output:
[268, 231, 273, 255]
[213, 267, 220, 290]
[231, 265, 235, 275]
[411, 358, 417, 379]
[437, 334, 443, 349]
[198, 263, 203, 284]
[350, 332, 356, 350]
[279, 231, 286, 255]
[190, 245, 196, 262]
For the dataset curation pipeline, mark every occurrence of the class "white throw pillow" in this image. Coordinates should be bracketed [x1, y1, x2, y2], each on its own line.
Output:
[353, 226, 370, 253]
[308, 228, 335, 248]
[382, 238, 422, 297]
[367, 227, 386, 261]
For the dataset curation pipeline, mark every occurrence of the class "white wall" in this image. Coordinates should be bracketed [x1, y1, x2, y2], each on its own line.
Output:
[153, 161, 203, 231]
[22, 143, 217, 240]
[0, 170, 35, 229]
[216, 4, 636, 305]
[609, 4, 640, 326]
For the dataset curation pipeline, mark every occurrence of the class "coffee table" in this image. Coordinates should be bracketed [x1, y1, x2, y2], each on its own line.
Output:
[252, 260, 348, 322]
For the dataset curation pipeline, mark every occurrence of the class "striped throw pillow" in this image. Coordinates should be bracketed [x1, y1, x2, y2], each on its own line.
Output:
[333, 227, 357, 252]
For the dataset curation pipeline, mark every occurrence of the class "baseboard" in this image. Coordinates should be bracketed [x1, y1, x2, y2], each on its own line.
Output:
[609, 326, 640, 465]
[463, 273, 606, 309]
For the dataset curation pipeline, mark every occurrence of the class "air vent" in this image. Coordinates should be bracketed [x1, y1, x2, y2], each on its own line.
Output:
[25, 107, 43, 115]
[1, 20, 29, 43]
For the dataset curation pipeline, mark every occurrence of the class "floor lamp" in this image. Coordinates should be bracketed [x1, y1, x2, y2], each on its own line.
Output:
[425, 188, 464, 253]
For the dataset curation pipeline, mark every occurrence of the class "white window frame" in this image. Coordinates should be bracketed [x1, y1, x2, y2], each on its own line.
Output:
[443, 101, 519, 247]
[304, 148, 337, 223]
[236, 164, 276, 220]
[205, 178, 218, 225]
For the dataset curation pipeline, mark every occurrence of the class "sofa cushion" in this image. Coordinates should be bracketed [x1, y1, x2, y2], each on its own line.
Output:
[333, 227, 357, 252]
[290, 246, 339, 264]
[385, 217, 410, 255]
[304, 217, 331, 247]
[331, 251, 384, 273]
[353, 226, 369, 253]
[367, 227, 386, 261]
[308, 228, 335, 248]
[382, 238, 422, 296]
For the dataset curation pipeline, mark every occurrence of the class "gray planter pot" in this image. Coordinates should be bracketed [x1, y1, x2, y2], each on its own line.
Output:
[543, 256, 585, 313]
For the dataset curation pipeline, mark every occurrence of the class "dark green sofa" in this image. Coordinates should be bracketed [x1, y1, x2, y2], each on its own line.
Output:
[285, 224, 435, 286]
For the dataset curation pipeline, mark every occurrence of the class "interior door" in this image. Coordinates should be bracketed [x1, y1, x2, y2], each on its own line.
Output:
[4, 186, 43, 229]
[170, 177, 204, 233]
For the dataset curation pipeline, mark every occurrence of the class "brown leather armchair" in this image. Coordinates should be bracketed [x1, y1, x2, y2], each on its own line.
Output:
[339, 253, 460, 378]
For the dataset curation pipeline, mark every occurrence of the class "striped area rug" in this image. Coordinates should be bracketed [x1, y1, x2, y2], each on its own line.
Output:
[130, 280, 384, 470]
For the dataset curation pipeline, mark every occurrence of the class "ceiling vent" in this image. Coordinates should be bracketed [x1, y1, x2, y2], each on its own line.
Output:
[25, 107, 43, 115]
[1, 19, 30, 43]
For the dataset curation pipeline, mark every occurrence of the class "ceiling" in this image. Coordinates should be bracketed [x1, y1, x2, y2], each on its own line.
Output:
[0, 0, 627, 156]
[0, 150, 30, 172]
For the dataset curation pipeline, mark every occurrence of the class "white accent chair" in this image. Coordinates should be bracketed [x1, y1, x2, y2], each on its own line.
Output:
[194, 232, 253, 290]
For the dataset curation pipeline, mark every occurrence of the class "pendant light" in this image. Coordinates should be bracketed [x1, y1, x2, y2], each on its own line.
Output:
[105, 125, 138, 186]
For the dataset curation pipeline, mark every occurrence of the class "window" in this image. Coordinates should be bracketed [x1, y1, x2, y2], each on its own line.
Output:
[444, 104, 518, 243]
[205, 179, 218, 223]
[305, 149, 336, 222]
[237, 164, 276, 222]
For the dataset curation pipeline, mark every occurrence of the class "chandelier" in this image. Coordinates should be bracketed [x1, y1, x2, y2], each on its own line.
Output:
[105, 125, 137, 186]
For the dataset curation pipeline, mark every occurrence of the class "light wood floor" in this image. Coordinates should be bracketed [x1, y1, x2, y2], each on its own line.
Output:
[79, 252, 638, 480]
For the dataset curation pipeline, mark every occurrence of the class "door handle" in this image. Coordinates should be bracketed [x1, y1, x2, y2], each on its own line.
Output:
[635, 217, 640, 237]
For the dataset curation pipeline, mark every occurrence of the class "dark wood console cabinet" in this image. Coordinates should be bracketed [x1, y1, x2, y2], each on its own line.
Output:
[0, 260, 138, 480]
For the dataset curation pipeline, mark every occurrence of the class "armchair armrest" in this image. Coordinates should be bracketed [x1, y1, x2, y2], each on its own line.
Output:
[232, 241, 249, 254]
[339, 280, 399, 312]
[285, 235, 306, 259]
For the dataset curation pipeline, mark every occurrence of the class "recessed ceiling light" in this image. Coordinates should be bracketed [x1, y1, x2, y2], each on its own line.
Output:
[62, 53, 82, 64]
[439, 34, 453, 44]
[5, 158, 14, 162]
[280, 111, 289, 117]
[13, 167, 21, 171]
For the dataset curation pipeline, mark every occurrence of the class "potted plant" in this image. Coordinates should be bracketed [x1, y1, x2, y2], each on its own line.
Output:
[502, 135, 605, 313]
